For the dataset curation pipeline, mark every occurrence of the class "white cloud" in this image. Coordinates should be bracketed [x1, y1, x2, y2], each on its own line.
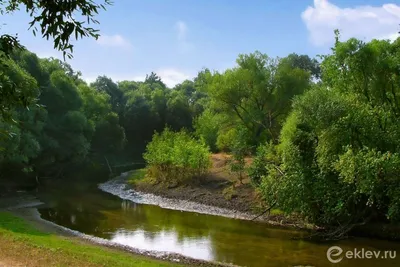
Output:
[302, 0, 400, 46]
[83, 68, 192, 88]
[156, 68, 192, 87]
[174, 21, 194, 53]
[132, 68, 192, 88]
[175, 21, 188, 41]
[96, 34, 132, 48]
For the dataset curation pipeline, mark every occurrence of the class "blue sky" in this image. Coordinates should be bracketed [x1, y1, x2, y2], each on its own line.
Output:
[2, 0, 400, 87]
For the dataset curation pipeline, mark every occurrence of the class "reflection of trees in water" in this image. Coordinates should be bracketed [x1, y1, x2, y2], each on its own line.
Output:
[100, 202, 215, 242]
[104, 202, 313, 266]
[99, 199, 310, 265]
[38, 189, 400, 267]
[38, 191, 126, 239]
[39, 191, 322, 267]
[39, 201, 107, 237]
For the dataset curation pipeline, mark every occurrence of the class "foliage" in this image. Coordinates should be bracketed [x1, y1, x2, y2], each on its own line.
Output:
[143, 128, 211, 185]
[0, 51, 126, 178]
[255, 35, 400, 232]
[222, 185, 236, 200]
[201, 51, 313, 150]
[228, 126, 250, 184]
[247, 142, 278, 187]
[0, 0, 112, 59]
[128, 168, 147, 184]
[0, 0, 112, 123]
[0, 57, 39, 123]
[193, 109, 224, 152]
[3, 25, 400, 236]
[282, 53, 321, 79]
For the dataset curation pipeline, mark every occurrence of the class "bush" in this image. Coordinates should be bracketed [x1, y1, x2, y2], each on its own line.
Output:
[143, 128, 211, 186]
[259, 87, 400, 230]
[193, 109, 224, 152]
[247, 142, 278, 187]
[226, 125, 252, 184]
[222, 185, 236, 200]
[216, 128, 237, 152]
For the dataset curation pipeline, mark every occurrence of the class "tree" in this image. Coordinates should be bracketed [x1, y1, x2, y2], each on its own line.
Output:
[91, 76, 124, 114]
[0, 0, 112, 59]
[282, 53, 321, 79]
[193, 109, 224, 152]
[166, 90, 193, 131]
[145, 72, 166, 88]
[78, 83, 126, 156]
[255, 35, 400, 238]
[0, 56, 39, 123]
[0, 0, 111, 122]
[0, 60, 43, 169]
[203, 51, 311, 147]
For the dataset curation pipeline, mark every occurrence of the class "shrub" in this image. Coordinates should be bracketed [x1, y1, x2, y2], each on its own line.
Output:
[216, 128, 237, 152]
[143, 128, 211, 185]
[228, 125, 251, 184]
[193, 109, 224, 152]
[222, 185, 236, 200]
[259, 87, 400, 231]
[247, 142, 278, 187]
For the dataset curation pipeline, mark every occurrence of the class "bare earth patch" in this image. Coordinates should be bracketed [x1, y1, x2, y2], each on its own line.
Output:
[133, 153, 307, 229]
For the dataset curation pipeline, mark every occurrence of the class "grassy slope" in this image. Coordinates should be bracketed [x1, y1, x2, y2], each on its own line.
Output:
[0, 211, 182, 267]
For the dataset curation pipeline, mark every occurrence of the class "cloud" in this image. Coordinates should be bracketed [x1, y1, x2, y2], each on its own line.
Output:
[175, 21, 194, 53]
[132, 68, 192, 88]
[96, 34, 132, 48]
[83, 68, 192, 88]
[175, 21, 188, 41]
[302, 0, 400, 46]
[156, 68, 192, 87]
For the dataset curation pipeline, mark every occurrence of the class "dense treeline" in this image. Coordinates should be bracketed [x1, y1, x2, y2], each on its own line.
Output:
[256, 35, 400, 237]
[143, 33, 400, 236]
[0, 49, 208, 181]
[2, 32, 400, 236]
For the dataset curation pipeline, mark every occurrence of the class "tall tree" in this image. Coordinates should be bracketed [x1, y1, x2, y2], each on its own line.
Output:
[203, 51, 311, 146]
[0, 0, 111, 122]
[256, 35, 400, 237]
[91, 76, 124, 114]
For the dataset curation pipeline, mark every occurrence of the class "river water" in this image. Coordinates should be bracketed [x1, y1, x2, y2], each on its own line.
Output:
[36, 175, 400, 267]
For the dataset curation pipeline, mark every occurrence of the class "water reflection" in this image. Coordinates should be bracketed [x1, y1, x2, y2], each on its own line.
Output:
[38, 188, 400, 267]
[112, 229, 213, 260]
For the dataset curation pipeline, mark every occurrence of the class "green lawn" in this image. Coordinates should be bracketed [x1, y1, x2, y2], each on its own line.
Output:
[0, 211, 183, 267]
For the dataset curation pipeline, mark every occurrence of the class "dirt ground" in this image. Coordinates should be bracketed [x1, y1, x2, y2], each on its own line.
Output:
[134, 153, 267, 216]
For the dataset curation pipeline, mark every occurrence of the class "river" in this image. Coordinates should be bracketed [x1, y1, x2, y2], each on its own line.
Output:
[34, 172, 400, 267]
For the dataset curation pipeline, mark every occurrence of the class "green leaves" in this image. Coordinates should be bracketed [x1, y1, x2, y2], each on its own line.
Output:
[143, 128, 211, 185]
[0, 0, 111, 124]
[257, 34, 400, 229]
[203, 51, 312, 148]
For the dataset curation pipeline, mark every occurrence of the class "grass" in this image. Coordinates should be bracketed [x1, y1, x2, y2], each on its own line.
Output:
[128, 168, 148, 185]
[0, 211, 183, 267]
[222, 185, 236, 200]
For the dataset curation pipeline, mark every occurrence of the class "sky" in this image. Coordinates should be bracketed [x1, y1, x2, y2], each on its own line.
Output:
[2, 0, 400, 87]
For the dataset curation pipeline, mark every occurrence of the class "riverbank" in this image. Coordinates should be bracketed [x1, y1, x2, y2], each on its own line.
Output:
[128, 153, 400, 240]
[0, 194, 235, 267]
[129, 153, 313, 230]
[0, 211, 182, 267]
